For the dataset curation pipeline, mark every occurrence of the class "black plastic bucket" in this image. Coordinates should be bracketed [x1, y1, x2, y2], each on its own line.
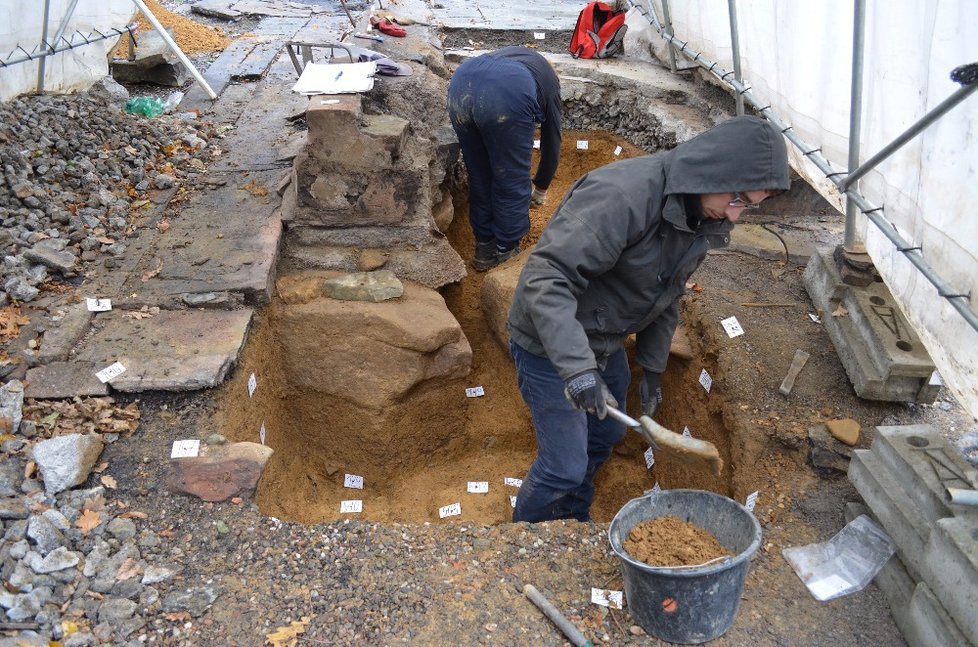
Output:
[608, 489, 762, 644]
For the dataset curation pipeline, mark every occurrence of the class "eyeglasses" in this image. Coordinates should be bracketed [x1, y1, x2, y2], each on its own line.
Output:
[728, 192, 762, 210]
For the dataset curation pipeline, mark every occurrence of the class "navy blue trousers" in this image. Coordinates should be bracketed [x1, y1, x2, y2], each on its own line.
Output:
[447, 55, 540, 245]
[510, 341, 630, 522]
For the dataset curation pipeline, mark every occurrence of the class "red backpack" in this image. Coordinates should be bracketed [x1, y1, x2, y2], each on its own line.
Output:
[569, 1, 628, 59]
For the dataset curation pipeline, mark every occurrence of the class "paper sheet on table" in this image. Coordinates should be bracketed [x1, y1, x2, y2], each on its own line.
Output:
[291, 62, 377, 95]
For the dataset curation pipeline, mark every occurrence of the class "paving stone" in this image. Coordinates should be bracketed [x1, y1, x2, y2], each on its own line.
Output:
[25, 362, 110, 399]
[166, 442, 273, 502]
[73, 309, 253, 392]
[23, 240, 78, 273]
[920, 517, 978, 644]
[38, 303, 93, 363]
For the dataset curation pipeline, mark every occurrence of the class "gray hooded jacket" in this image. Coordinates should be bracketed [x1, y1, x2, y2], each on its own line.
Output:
[507, 116, 790, 380]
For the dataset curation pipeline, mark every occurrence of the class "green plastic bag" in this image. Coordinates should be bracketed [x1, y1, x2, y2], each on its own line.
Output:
[125, 96, 166, 118]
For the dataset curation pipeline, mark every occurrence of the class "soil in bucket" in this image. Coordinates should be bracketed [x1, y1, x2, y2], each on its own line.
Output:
[624, 515, 733, 567]
[609, 489, 761, 644]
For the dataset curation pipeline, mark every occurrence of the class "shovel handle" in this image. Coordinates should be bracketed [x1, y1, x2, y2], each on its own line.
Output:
[605, 405, 640, 428]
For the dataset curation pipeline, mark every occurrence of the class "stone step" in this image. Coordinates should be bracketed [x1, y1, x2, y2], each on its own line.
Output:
[849, 449, 928, 580]
[921, 517, 978, 645]
[905, 583, 970, 647]
[871, 425, 978, 524]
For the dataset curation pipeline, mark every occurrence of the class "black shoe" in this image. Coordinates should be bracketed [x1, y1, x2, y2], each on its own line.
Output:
[473, 239, 498, 272]
[496, 244, 521, 265]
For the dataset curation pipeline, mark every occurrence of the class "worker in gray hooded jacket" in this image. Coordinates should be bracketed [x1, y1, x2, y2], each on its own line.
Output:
[507, 116, 790, 522]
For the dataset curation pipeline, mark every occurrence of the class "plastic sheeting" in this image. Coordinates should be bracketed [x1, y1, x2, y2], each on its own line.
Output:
[638, 0, 978, 417]
[0, 0, 134, 101]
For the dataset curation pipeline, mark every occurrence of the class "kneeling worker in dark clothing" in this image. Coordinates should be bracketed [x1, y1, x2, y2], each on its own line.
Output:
[447, 46, 561, 271]
[507, 116, 790, 522]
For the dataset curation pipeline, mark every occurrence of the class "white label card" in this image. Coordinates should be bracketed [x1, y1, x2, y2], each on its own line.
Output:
[320, 99, 340, 105]
[344, 474, 364, 489]
[465, 386, 485, 398]
[808, 313, 821, 323]
[644, 447, 655, 469]
[591, 588, 623, 609]
[95, 362, 126, 383]
[248, 373, 257, 398]
[533, 139, 540, 149]
[721, 316, 745, 338]
[682, 426, 691, 437]
[340, 500, 363, 513]
[467, 481, 489, 494]
[808, 574, 851, 601]
[170, 439, 200, 458]
[86, 298, 112, 312]
[699, 369, 713, 393]
[614, 145, 623, 156]
[504, 477, 523, 488]
[746, 490, 759, 512]
[510, 495, 517, 508]
[533, 32, 545, 40]
[576, 140, 589, 150]
[259, 422, 266, 445]
[439, 503, 461, 518]
[652, 482, 662, 494]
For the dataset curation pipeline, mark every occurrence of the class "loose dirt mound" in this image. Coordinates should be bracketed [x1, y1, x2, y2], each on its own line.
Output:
[114, 0, 230, 57]
[624, 515, 733, 567]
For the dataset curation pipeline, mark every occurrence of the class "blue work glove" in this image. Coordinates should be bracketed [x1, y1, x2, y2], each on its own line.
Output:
[564, 370, 618, 419]
[640, 371, 663, 418]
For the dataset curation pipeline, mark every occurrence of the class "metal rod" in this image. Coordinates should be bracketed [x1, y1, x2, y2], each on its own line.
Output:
[844, 0, 866, 250]
[605, 406, 640, 428]
[659, 0, 677, 74]
[130, 0, 217, 100]
[947, 488, 978, 507]
[841, 80, 978, 190]
[50, 0, 81, 50]
[727, 0, 744, 116]
[1, 28, 130, 68]
[36, 0, 52, 92]
[522, 584, 594, 647]
[625, 0, 978, 334]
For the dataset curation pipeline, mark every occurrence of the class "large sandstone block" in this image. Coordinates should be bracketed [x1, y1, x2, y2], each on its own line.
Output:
[276, 273, 471, 410]
[305, 97, 409, 171]
[166, 442, 273, 502]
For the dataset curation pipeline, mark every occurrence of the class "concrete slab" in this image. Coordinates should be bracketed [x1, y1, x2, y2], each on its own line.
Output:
[397, 0, 581, 30]
[804, 248, 939, 402]
[73, 310, 253, 392]
[872, 425, 978, 524]
[921, 517, 978, 644]
[38, 303, 92, 363]
[24, 363, 109, 399]
[849, 449, 928, 580]
[905, 583, 969, 647]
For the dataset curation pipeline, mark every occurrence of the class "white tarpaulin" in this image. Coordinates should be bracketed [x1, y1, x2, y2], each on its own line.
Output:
[0, 0, 134, 101]
[639, 0, 978, 417]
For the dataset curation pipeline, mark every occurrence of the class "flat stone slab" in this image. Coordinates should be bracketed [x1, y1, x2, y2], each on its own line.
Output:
[25, 362, 109, 399]
[398, 0, 581, 29]
[73, 309, 253, 392]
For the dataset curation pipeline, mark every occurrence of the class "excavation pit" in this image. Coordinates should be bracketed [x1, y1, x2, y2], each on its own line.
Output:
[215, 130, 737, 524]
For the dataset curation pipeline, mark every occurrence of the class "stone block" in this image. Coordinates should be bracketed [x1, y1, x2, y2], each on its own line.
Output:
[920, 517, 978, 644]
[324, 270, 403, 302]
[848, 449, 927, 580]
[803, 248, 939, 402]
[166, 442, 273, 502]
[31, 433, 104, 495]
[808, 424, 852, 474]
[25, 362, 109, 399]
[362, 114, 409, 162]
[431, 192, 455, 233]
[905, 583, 969, 647]
[74, 309, 253, 392]
[24, 242, 77, 274]
[39, 303, 93, 363]
[826, 418, 860, 445]
[481, 250, 530, 350]
[872, 425, 978, 525]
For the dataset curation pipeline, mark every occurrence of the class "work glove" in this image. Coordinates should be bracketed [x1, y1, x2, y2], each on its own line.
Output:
[530, 186, 548, 207]
[564, 370, 618, 419]
[640, 371, 663, 418]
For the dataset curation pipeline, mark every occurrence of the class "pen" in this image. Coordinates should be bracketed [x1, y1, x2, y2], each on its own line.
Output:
[334, 70, 343, 81]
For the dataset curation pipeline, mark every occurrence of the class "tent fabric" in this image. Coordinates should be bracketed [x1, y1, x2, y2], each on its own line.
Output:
[637, 0, 977, 416]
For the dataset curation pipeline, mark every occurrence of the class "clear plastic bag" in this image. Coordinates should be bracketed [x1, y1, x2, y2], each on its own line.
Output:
[782, 514, 896, 601]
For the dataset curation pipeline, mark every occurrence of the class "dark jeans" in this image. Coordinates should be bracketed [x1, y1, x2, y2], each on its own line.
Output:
[510, 341, 630, 522]
[447, 55, 540, 245]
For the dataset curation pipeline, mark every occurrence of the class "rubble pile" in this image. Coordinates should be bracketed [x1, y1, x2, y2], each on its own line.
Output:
[0, 89, 219, 305]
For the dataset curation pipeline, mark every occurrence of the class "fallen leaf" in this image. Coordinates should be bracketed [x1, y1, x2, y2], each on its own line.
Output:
[96, 236, 115, 245]
[265, 616, 312, 647]
[76, 509, 101, 534]
[156, 218, 171, 233]
[100, 475, 117, 489]
[83, 494, 106, 512]
[0, 304, 30, 342]
[92, 461, 109, 473]
[832, 303, 849, 318]
[119, 510, 148, 519]
[24, 461, 35, 479]
[141, 259, 163, 282]
[116, 557, 142, 581]
[163, 611, 191, 622]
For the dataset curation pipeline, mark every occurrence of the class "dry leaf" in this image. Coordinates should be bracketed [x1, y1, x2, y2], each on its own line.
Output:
[832, 303, 849, 318]
[265, 616, 312, 647]
[156, 218, 171, 233]
[164, 611, 191, 622]
[76, 509, 101, 535]
[92, 461, 109, 473]
[96, 236, 115, 245]
[0, 304, 30, 342]
[119, 510, 148, 519]
[116, 557, 142, 581]
[141, 259, 163, 282]
[241, 179, 269, 197]
[24, 460, 36, 479]
[100, 475, 117, 489]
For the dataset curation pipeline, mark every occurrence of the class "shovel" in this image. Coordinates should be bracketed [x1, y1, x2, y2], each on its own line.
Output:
[606, 405, 723, 475]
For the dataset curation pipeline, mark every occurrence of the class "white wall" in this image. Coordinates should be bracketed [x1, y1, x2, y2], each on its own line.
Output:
[0, 0, 134, 100]
[638, 0, 978, 418]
